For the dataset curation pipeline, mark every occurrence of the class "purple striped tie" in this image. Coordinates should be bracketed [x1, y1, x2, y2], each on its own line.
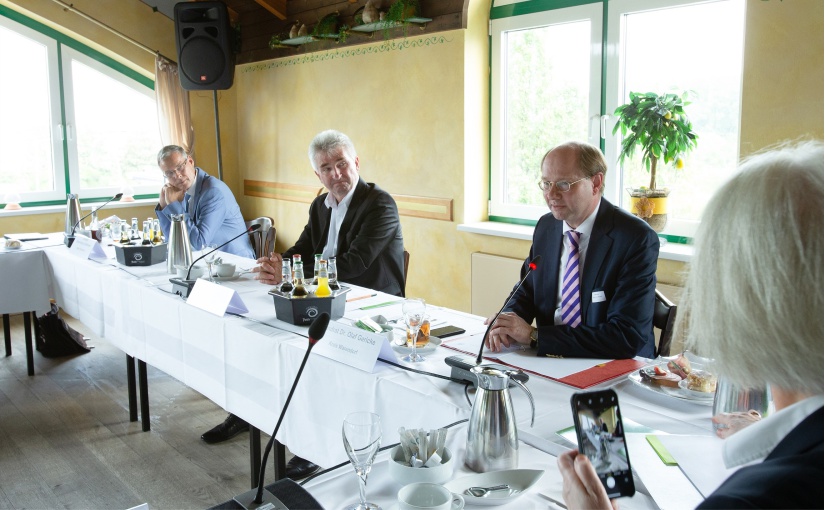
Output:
[560, 230, 582, 327]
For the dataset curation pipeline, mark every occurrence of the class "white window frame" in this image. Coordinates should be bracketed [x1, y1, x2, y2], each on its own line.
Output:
[489, 3, 604, 222]
[603, 0, 744, 239]
[61, 45, 159, 199]
[0, 14, 67, 203]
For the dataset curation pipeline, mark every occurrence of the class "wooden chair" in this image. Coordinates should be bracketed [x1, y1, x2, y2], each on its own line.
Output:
[653, 288, 677, 357]
[402, 250, 410, 297]
[245, 217, 276, 258]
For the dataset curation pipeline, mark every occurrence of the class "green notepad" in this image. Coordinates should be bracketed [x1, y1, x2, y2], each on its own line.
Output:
[646, 435, 678, 465]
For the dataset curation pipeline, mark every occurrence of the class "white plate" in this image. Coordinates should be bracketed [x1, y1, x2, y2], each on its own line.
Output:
[442, 469, 544, 506]
[627, 365, 714, 406]
[391, 336, 442, 355]
[678, 378, 715, 399]
[200, 272, 241, 282]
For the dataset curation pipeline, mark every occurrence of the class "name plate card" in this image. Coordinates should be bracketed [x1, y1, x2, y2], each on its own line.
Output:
[187, 279, 249, 316]
[313, 321, 396, 373]
[69, 235, 107, 260]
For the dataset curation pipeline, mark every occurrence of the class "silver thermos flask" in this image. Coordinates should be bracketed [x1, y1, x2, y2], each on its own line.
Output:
[65, 193, 81, 234]
[166, 214, 193, 274]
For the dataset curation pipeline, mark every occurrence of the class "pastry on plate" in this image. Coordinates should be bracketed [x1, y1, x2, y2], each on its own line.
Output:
[639, 365, 682, 387]
[686, 370, 717, 393]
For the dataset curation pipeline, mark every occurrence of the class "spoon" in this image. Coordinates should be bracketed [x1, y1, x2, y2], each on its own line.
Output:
[465, 484, 511, 497]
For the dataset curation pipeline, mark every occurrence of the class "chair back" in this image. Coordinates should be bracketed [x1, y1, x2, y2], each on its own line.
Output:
[653, 288, 677, 357]
[245, 217, 275, 259]
[402, 250, 410, 297]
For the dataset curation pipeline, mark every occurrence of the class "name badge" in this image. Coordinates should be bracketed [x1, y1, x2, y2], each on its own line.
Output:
[592, 290, 606, 303]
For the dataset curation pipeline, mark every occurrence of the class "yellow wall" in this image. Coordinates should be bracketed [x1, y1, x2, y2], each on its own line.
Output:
[740, 0, 824, 154]
[1, 0, 822, 313]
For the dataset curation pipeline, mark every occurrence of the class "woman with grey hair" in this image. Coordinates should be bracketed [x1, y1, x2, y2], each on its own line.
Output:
[557, 140, 824, 509]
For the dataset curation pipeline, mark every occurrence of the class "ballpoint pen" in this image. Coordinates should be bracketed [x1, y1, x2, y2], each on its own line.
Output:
[347, 293, 377, 303]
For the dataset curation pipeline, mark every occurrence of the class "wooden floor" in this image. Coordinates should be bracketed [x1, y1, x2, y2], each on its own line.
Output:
[0, 312, 293, 509]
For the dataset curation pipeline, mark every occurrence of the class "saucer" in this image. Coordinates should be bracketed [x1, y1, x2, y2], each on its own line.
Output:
[201, 272, 241, 282]
[391, 336, 442, 355]
[443, 469, 544, 506]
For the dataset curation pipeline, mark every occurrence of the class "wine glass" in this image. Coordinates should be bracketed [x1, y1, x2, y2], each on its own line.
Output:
[402, 298, 427, 363]
[342, 412, 382, 510]
[203, 244, 218, 282]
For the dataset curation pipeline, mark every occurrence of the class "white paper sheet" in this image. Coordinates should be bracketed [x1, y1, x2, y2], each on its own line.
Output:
[626, 433, 704, 509]
[657, 434, 739, 497]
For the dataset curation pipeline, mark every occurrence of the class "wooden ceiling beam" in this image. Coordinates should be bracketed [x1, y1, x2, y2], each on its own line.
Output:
[253, 0, 287, 20]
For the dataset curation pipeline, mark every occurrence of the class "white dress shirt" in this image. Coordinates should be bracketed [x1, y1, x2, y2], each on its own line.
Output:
[554, 202, 600, 325]
[723, 394, 823, 468]
[322, 185, 357, 260]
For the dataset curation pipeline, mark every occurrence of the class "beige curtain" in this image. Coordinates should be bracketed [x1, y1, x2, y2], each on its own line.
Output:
[155, 54, 195, 157]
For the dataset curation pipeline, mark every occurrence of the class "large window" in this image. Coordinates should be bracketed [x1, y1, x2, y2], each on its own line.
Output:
[0, 8, 162, 207]
[490, 0, 745, 240]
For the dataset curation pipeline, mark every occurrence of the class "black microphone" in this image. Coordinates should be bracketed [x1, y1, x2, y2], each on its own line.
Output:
[185, 223, 261, 280]
[234, 313, 331, 509]
[64, 193, 123, 247]
[475, 255, 541, 364]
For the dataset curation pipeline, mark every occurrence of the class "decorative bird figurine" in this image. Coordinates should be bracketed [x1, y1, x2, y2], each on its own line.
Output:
[362, 0, 379, 24]
[297, 23, 308, 37]
[289, 21, 300, 39]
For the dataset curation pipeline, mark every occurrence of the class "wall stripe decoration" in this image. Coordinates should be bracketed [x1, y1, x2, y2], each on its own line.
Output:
[244, 180, 453, 221]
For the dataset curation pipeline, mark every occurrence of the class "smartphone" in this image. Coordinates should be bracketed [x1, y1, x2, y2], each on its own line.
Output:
[570, 389, 635, 498]
[430, 325, 466, 338]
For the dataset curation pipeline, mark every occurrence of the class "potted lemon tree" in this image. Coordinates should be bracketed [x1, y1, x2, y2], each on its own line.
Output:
[613, 91, 698, 232]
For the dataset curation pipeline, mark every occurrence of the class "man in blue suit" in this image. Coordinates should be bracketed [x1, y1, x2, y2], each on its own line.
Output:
[486, 141, 659, 359]
[154, 145, 254, 259]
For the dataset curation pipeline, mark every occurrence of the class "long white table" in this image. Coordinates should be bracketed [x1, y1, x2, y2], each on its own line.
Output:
[3, 235, 721, 508]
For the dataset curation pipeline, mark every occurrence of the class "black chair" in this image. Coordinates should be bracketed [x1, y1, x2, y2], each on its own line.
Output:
[245, 217, 276, 258]
[653, 288, 677, 357]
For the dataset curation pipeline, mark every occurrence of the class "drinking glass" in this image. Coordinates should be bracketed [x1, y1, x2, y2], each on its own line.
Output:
[203, 244, 218, 282]
[343, 412, 382, 510]
[402, 298, 427, 363]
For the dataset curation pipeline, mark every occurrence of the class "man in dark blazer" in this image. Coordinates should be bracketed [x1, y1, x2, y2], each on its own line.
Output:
[207, 130, 404, 477]
[486, 141, 659, 359]
[254, 130, 405, 296]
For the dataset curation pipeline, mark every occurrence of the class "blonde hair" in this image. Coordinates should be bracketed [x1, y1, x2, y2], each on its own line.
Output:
[681, 140, 824, 394]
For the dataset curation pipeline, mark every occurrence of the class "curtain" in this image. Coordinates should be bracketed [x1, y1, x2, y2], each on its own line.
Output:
[155, 54, 195, 157]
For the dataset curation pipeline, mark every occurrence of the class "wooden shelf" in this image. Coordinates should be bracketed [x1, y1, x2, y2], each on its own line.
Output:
[349, 17, 432, 33]
[279, 34, 339, 46]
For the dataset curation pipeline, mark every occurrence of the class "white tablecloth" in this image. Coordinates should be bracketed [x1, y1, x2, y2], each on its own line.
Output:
[11, 237, 723, 508]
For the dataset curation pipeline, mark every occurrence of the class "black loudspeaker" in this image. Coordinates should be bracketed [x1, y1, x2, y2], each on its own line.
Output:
[174, 1, 234, 90]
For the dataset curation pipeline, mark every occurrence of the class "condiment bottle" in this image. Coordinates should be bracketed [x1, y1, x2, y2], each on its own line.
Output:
[312, 253, 322, 285]
[315, 260, 331, 297]
[328, 256, 340, 290]
[291, 261, 308, 298]
[279, 259, 293, 293]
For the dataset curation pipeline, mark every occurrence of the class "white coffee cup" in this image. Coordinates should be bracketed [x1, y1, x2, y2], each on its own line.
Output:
[215, 262, 236, 277]
[398, 483, 464, 510]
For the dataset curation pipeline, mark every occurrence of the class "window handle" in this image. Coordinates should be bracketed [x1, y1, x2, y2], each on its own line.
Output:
[600, 115, 609, 139]
[66, 124, 74, 141]
[56, 124, 63, 141]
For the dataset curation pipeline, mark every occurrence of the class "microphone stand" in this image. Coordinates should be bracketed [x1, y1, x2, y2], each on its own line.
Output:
[475, 255, 542, 364]
[169, 223, 260, 297]
[234, 313, 331, 510]
[64, 193, 123, 247]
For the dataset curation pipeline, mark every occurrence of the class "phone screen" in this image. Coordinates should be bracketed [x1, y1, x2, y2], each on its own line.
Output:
[570, 390, 635, 498]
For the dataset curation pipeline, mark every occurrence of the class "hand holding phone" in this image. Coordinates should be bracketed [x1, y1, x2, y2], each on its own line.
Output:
[570, 389, 635, 498]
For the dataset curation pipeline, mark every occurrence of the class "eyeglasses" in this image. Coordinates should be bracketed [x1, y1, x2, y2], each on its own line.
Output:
[162, 158, 189, 179]
[537, 176, 589, 192]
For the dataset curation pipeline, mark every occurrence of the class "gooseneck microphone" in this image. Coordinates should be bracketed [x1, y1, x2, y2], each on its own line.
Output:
[475, 255, 541, 365]
[234, 313, 331, 509]
[64, 193, 123, 247]
[185, 223, 261, 280]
